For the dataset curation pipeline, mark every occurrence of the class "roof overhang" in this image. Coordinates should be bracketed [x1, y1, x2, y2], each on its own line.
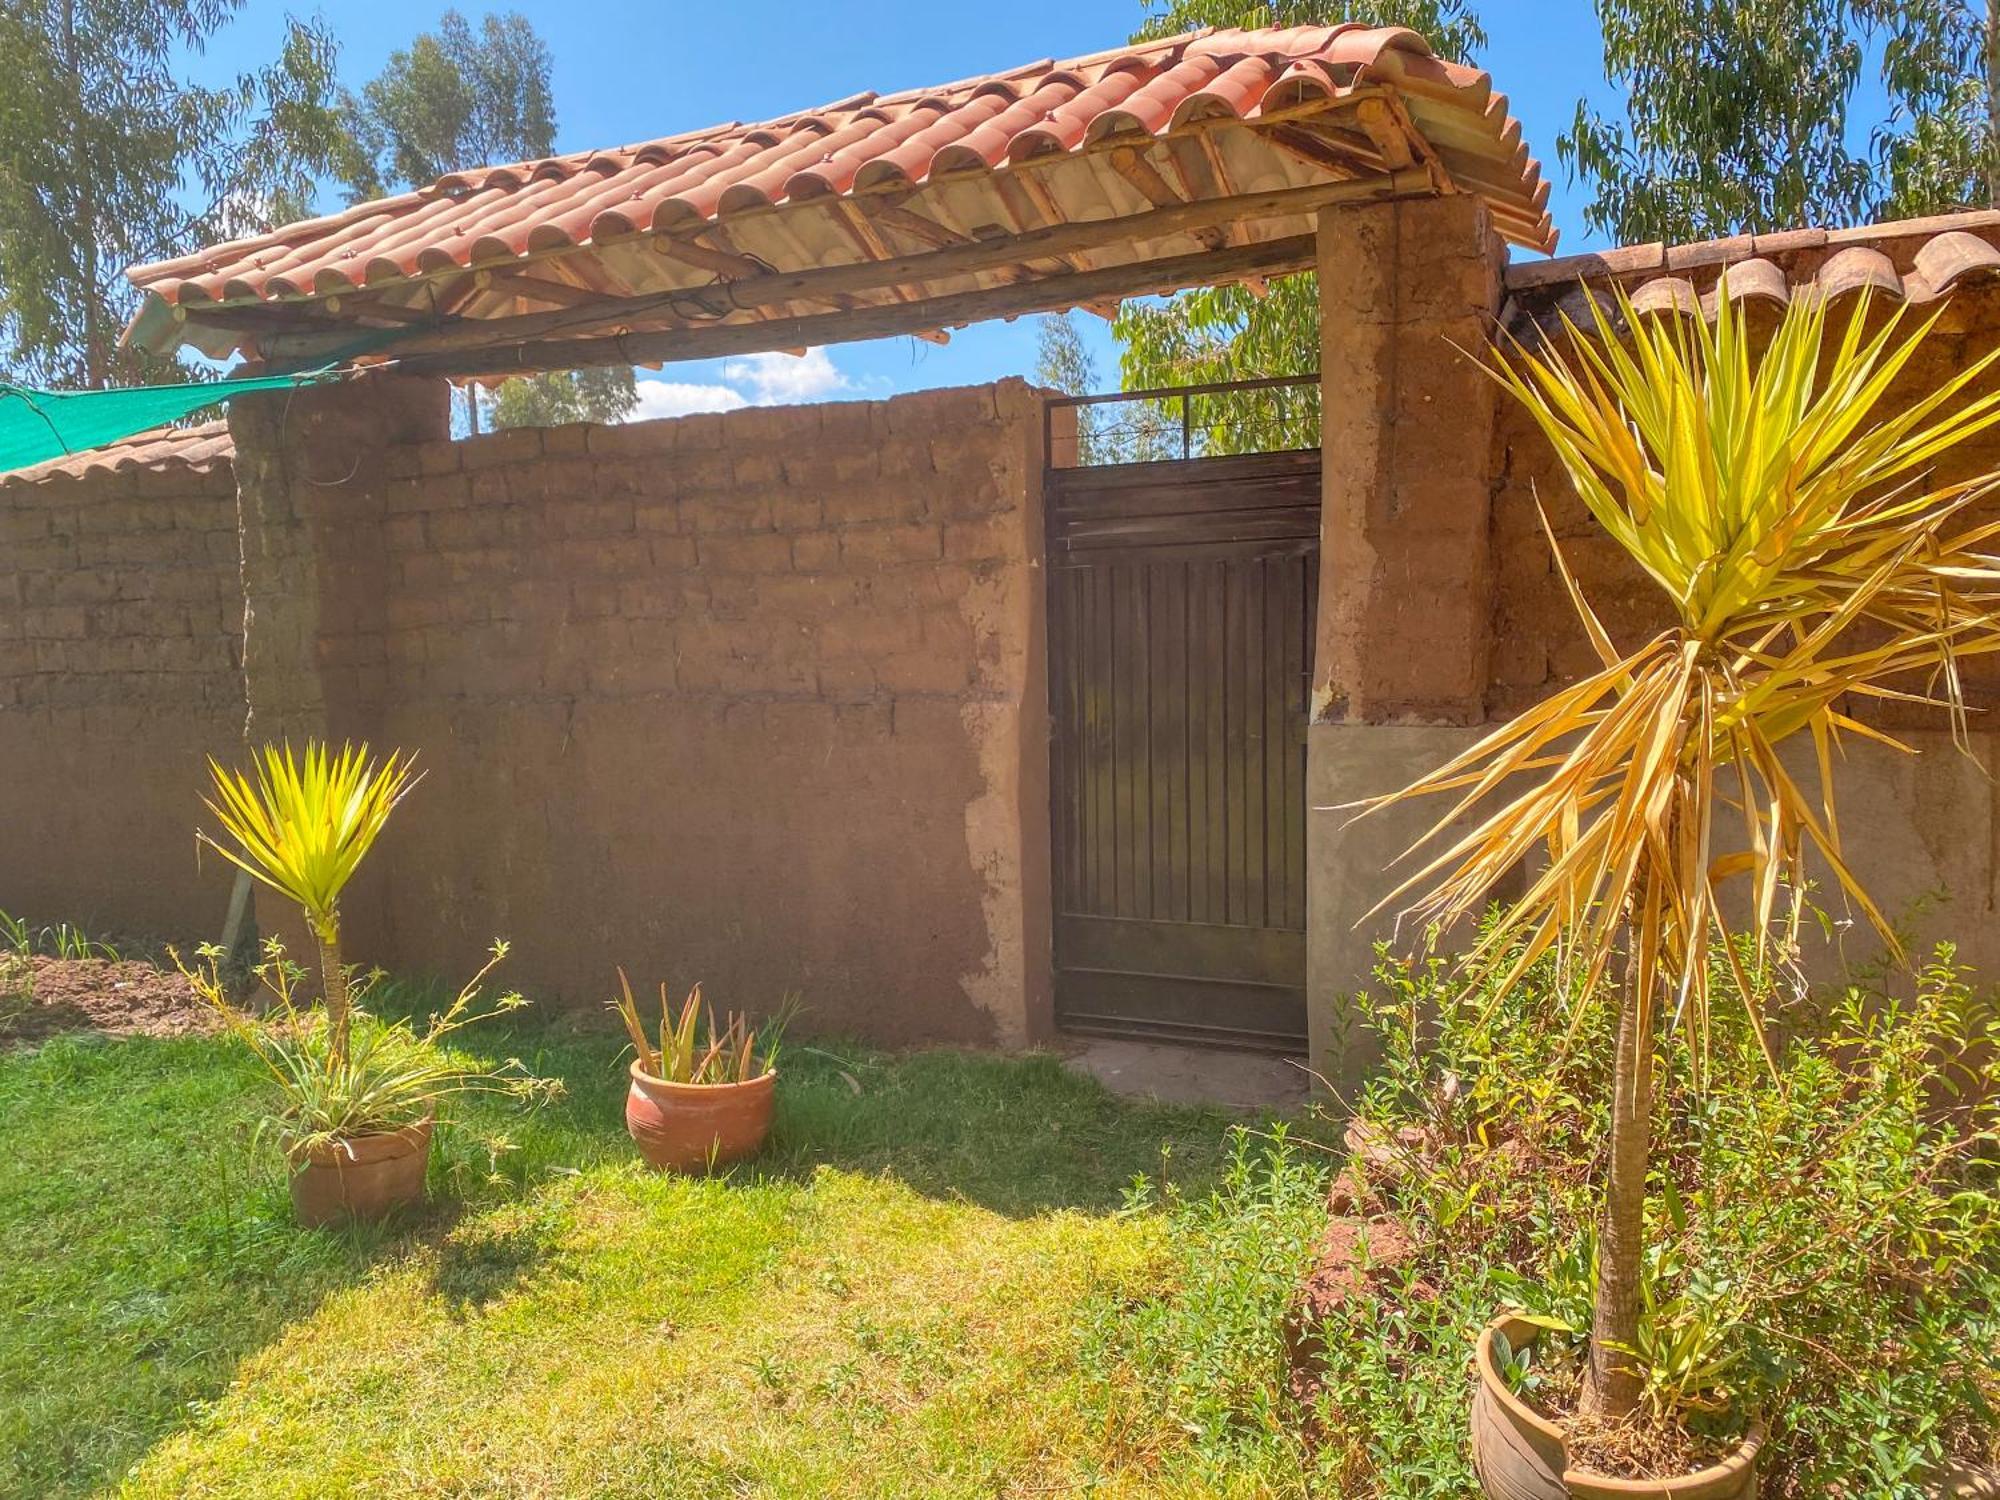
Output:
[122, 23, 1553, 378]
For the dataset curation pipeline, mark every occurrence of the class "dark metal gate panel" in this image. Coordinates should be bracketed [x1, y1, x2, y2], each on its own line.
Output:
[1048, 448, 1319, 1051]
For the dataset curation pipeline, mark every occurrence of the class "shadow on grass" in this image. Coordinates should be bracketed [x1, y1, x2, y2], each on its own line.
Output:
[451, 1009, 1310, 1219]
[1, 1008, 1311, 1496]
[0, 1031, 450, 1499]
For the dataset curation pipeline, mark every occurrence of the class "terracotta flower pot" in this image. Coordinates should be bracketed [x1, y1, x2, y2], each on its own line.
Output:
[625, 1060, 775, 1172]
[287, 1115, 433, 1228]
[1471, 1315, 1763, 1500]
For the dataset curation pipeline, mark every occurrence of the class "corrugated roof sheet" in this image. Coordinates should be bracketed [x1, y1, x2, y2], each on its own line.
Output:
[0, 420, 233, 486]
[1502, 210, 2000, 337]
[123, 23, 1552, 365]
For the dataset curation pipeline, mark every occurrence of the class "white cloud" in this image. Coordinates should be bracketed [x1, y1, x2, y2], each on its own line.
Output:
[626, 380, 749, 422]
[720, 347, 851, 405]
[629, 346, 882, 424]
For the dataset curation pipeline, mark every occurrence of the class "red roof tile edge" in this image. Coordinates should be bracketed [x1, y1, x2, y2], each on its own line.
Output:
[1, 421, 233, 486]
[124, 22, 1552, 315]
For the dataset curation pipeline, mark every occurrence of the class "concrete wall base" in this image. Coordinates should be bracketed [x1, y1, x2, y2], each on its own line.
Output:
[1305, 720, 2000, 1099]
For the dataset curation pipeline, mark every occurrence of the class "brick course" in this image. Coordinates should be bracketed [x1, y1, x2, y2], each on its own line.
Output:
[0, 458, 245, 932]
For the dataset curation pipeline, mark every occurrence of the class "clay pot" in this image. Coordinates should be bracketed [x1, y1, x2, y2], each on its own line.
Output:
[287, 1115, 433, 1228]
[625, 1060, 776, 1172]
[1471, 1315, 1763, 1500]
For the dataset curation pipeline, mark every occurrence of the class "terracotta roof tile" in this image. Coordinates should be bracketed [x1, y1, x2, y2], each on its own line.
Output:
[1502, 209, 2000, 338]
[0, 420, 233, 487]
[124, 23, 1553, 362]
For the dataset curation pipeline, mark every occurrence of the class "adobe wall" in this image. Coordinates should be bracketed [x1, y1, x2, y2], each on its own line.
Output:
[227, 377, 1052, 1048]
[0, 458, 246, 935]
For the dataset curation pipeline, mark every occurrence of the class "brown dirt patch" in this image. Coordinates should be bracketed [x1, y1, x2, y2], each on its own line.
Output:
[1285, 1213, 1433, 1426]
[0, 956, 216, 1045]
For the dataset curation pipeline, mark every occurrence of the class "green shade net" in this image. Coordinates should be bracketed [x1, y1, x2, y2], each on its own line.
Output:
[0, 370, 326, 476]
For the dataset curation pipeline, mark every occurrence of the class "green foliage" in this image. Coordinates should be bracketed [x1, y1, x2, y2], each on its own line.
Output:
[1133, 0, 1485, 63]
[1560, 0, 1995, 245]
[1087, 1126, 1328, 1457]
[198, 741, 418, 947]
[0, 909, 117, 963]
[176, 938, 560, 1154]
[609, 969, 790, 1084]
[337, 8, 555, 197]
[1115, 0, 1484, 405]
[484, 363, 638, 429]
[0, 1016, 1275, 1496]
[0, 1, 351, 386]
[1319, 928, 2000, 1496]
[338, 11, 632, 431]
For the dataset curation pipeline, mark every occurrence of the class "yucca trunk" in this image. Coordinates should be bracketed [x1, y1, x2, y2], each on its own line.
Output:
[315, 927, 351, 1071]
[1585, 953, 1654, 1421]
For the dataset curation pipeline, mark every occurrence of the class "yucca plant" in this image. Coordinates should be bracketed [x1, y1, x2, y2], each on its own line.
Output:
[176, 937, 562, 1154]
[1363, 286, 2000, 1425]
[610, 968, 783, 1084]
[198, 742, 419, 1070]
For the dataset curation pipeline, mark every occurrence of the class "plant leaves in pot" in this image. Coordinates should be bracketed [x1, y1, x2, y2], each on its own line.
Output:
[186, 741, 561, 1226]
[612, 968, 788, 1172]
[1471, 1314, 1763, 1500]
[1356, 286, 2000, 1489]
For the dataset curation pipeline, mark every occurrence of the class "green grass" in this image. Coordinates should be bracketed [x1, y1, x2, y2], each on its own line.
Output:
[0, 1011, 1329, 1499]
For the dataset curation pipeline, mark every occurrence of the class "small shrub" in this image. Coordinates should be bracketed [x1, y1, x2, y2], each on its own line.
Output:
[1319, 924, 2000, 1497]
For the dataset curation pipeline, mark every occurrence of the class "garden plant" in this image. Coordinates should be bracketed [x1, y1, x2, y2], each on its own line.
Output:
[1362, 287, 2000, 1487]
[611, 968, 788, 1172]
[186, 740, 557, 1224]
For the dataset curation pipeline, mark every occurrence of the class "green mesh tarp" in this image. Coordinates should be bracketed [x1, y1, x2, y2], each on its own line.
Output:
[0, 370, 325, 476]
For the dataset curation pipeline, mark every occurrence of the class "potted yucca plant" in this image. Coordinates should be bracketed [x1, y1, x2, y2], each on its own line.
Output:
[611, 969, 785, 1172]
[191, 741, 558, 1226]
[1363, 289, 2000, 1496]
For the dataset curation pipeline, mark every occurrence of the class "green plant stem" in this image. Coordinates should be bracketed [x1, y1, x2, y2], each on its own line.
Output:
[316, 930, 350, 1073]
[1586, 943, 1655, 1421]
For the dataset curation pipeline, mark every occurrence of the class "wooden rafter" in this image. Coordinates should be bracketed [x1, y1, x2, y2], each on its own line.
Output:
[236, 170, 1433, 364]
[653, 234, 768, 279]
[379, 234, 1320, 379]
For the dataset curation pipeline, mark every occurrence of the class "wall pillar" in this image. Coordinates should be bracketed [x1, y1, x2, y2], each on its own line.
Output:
[1307, 196, 1506, 1093]
[227, 373, 451, 964]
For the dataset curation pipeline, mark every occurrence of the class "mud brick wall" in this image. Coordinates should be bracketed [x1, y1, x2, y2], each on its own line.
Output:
[0, 459, 245, 935]
[231, 377, 1052, 1047]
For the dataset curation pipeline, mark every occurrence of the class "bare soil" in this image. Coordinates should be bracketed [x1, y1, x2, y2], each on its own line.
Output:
[0, 955, 216, 1045]
[1285, 1210, 1433, 1428]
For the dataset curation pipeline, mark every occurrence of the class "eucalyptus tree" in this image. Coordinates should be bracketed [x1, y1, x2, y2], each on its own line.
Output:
[1561, 0, 1998, 245]
[341, 9, 634, 430]
[0, 1, 348, 388]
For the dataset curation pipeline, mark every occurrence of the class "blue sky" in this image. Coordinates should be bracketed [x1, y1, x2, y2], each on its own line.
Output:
[193, 1, 1628, 409]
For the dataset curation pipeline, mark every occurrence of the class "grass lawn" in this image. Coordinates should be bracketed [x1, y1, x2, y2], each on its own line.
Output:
[0, 1007, 1332, 1499]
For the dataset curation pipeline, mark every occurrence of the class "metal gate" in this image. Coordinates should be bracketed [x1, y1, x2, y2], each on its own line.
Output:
[1045, 380, 1320, 1052]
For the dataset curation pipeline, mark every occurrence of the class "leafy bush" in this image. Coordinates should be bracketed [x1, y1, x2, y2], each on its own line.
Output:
[1332, 928, 2000, 1497]
[1085, 928, 1997, 1497]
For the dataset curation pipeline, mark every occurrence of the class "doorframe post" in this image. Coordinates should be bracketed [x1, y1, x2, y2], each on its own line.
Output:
[1306, 196, 1507, 1094]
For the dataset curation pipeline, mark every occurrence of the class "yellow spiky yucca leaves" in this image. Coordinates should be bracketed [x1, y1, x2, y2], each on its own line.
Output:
[199, 741, 420, 1067]
[1376, 288, 2000, 1049]
[1364, 285, 2000, 1419]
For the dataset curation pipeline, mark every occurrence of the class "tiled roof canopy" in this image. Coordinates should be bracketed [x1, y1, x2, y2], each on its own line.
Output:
[0, 420, 232, 487]
[1502, 210, 2000, 338]
[123, 24, 1552, 377]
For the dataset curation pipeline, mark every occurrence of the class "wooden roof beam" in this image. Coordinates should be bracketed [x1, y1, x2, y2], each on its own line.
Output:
[244, 169, 1435, 365]
[384, 233, 1321, 379]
